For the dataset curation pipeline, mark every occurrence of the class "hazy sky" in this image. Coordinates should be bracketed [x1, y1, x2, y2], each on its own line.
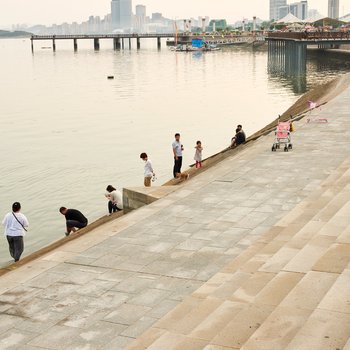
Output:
[1, 0, 349, 28]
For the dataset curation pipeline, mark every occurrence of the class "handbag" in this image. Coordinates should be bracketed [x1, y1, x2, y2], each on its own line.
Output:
[12, 212, 27, 232]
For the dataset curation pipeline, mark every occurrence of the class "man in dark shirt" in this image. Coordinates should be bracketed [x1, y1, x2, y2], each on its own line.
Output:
[59, 207, 88, 236]
[236, 124, 246, 146]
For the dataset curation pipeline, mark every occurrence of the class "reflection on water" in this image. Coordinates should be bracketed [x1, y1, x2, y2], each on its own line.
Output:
[268, 46, 350, 94]
[0, 39, 349, 266]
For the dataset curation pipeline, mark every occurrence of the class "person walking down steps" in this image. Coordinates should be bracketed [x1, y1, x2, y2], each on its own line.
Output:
[2, 202, 29, 262]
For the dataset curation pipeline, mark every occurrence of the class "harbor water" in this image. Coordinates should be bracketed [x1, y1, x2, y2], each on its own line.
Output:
[1, 38, 350, 266]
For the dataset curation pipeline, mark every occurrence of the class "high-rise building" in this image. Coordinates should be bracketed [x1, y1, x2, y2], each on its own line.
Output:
[135, 5, 146, 32]
[136, 4, 146, 17]
[111, 0, 132, 30]
[328, 0, 340, 19]
[278, 5, 290, 20]
[289, 1, 308, 20]
[270, 0, 287, 20]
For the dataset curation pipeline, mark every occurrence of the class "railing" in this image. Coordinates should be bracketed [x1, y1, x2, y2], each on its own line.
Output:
[267, 31, 350, 41]
[31, 33, 266, 40]
[31, 33, 176, 40]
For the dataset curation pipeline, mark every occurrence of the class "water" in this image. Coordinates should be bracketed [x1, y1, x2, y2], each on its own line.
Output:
[1, 38, 350, 266]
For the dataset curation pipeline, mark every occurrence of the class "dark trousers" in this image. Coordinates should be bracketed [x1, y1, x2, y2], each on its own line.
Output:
[108, 201, 121, 214]
[173, 156, 183, 178]
[66, 220, 87, 233]
[7, 236, 24, 262]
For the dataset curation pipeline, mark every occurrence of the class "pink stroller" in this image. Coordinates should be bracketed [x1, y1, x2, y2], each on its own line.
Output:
[271, 122, 292, 152]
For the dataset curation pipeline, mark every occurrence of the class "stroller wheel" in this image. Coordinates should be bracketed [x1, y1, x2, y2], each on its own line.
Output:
[289, 144, 293, 149]
[277, 144, 280, 149]
[284, 147, 289, 152]
[271, 146, 275, 152]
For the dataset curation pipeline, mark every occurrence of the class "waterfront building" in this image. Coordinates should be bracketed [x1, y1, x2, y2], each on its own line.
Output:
[289, 1, 308, 20]
[136, 4, 146, 17]
[209, 19, 227, 31]
[278, 6, 290, 20]
[328, 0, 340, 19]
[151, 13, 163, 22]
[270, 0, 287, 20]
[308, 9, 321, 18]
[135, 5, 146, 32]
[111, 0, 132, 31]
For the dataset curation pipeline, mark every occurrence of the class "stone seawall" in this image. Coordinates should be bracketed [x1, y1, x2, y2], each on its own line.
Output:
[0, 78, 350, 349]
[2, 73, 349, 272]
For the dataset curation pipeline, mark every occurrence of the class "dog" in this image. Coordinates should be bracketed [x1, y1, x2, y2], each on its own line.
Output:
[175, 172, 190, 181]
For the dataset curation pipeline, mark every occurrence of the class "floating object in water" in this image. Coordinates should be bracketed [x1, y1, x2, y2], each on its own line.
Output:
[107, 76, 114, 79]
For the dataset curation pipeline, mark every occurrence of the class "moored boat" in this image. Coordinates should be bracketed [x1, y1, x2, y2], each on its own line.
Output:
[172, 38, 220, 52]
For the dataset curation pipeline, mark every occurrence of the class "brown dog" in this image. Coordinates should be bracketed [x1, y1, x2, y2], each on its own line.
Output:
[176, 173, 190, 181]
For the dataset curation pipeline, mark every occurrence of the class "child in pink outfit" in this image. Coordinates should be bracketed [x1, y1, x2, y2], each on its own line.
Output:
[194, 141, 203, 168]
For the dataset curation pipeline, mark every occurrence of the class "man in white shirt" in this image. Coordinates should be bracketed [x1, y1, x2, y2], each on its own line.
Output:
[172, 133, 184, 178]
[2, 202, 29, 262]
[140, 152, 155, 187]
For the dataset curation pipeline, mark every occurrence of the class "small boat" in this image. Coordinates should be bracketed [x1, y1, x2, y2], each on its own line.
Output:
[173, 39, 220, 52]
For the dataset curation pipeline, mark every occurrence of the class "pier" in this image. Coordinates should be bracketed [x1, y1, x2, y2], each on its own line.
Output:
[30, 33, 173, 52]
[1, 77, 350, 348]
[30, 33, 265, 52]
[267, 31, 350, 75]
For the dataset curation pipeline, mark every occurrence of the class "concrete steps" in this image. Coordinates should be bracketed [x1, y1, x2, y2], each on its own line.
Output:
[127, 155, 350, 349]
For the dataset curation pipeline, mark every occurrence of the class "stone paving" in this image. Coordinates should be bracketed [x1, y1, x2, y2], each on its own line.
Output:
[1, 85, 350, 349]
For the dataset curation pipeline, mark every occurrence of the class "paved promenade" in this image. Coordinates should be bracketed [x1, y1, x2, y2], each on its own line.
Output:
[1, 85, 350, 349]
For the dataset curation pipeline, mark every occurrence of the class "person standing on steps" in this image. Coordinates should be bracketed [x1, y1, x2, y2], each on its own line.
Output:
[140, 153, 155, 187]
[2, 202, 29, 262]
[172, 133, 184, 178]
[59, 207, 88, 236]
[105, 185, 123, 214]
[194, 140, 203, 168]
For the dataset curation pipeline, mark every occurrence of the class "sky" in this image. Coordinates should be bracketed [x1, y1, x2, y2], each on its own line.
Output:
[1, 0, 349, 28]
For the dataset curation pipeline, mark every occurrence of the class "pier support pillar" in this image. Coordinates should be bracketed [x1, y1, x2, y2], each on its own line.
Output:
[73, 39, 78, 51]
[268, 39, 306, 84]
[31, 38, 34, 53]
[52, 39, 56, 52]
[113, 38, 121, 50]
[129, 38, 132, 49]
[94, 38, 100, 50]
[284, 41, 306, 76]
[157, 37, 161, 49]
[137, 37, 141, 49]
[122, 38, 125, 49]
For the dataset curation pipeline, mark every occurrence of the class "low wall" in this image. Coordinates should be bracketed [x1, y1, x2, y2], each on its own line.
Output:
[123, 186, 178, 213]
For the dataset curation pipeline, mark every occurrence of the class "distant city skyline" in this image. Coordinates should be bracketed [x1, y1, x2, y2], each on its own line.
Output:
[1, 0, 349, 28]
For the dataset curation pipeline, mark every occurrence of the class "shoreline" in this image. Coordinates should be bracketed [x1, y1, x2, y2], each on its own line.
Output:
[163, 71, 350, 186]
[1, 72, 350, 273]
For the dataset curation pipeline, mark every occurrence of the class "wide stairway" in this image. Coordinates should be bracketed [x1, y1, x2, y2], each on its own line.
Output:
[127, 154, 350, 349]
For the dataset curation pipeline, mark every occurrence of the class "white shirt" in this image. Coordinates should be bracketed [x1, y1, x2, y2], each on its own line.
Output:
[106, 190, 123, 209]
[2, 212, 29, 237]
[144, 159, 154, 177]
[172, 141, 183, 157]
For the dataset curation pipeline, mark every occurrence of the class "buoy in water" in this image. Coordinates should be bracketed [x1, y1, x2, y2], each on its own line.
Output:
[107, 76, 114, 79]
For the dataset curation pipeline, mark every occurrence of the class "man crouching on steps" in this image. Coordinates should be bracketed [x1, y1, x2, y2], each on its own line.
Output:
[59, 207, 88, 236]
